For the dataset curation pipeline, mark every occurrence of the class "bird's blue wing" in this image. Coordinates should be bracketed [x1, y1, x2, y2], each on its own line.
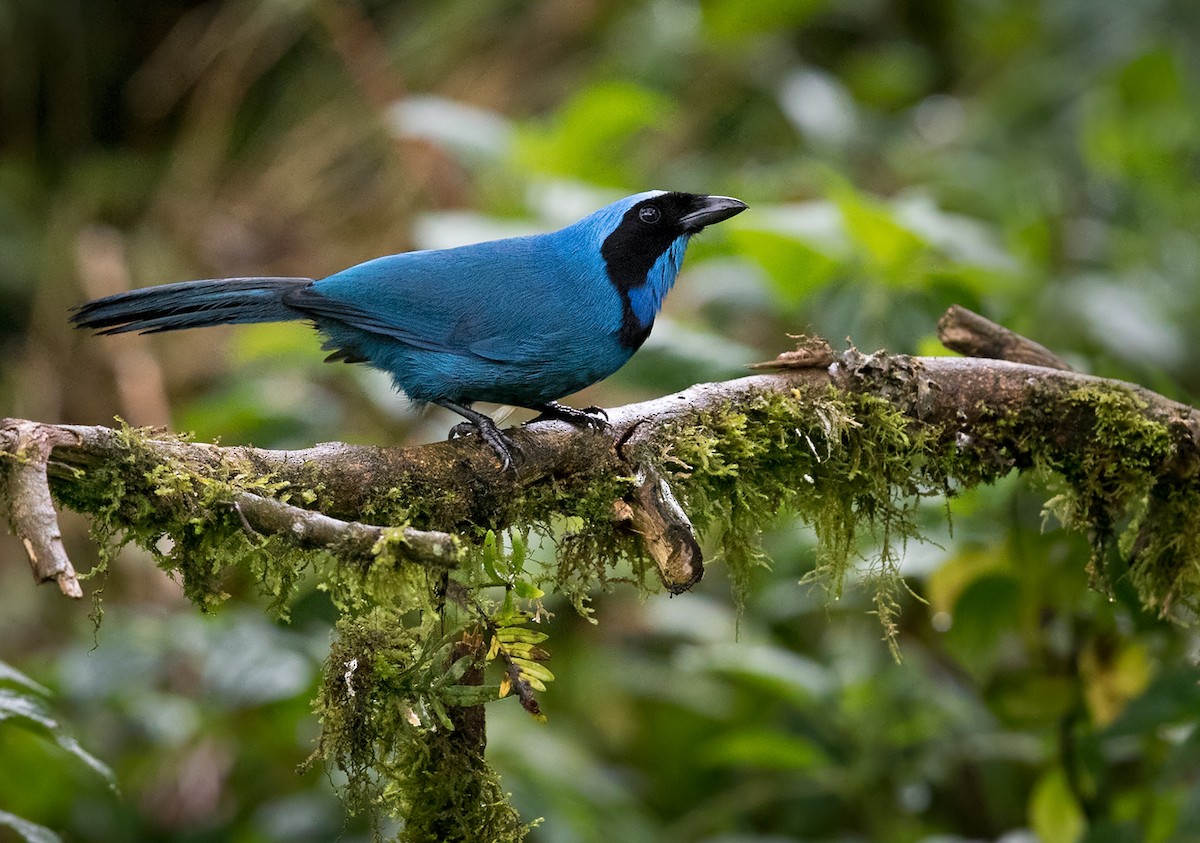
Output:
[291, 234, 619, 365]
[282, 285, 455, 354]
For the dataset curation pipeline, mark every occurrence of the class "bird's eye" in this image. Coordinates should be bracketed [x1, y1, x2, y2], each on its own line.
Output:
[638, 205, 662, 224]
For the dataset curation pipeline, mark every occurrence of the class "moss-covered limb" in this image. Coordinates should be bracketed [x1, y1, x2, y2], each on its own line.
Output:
[827, 353, 1200, 616]
[232, 491, 460, 568]
[11, 340, 1200, 841]
[597, 349, 1200, 620]
[37, 417, 628, 527]
[5, 349, 1200, 610]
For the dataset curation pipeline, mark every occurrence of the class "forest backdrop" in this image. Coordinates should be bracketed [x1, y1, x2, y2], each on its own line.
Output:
[3, 1, 1200, 841]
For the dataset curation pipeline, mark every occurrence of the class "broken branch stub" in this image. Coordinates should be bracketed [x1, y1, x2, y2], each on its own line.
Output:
[937, 304, 1073, 371]
[622, 466, 703, 594]
[1, 420, 83, 598]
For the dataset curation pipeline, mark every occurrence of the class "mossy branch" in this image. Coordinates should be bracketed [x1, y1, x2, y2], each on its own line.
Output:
[7, 306, 1200, 841]
[3, 306, 1200, 618]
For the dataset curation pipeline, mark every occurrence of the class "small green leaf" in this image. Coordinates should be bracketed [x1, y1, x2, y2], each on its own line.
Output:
[496, 590, 518, 620]
[494, 609, 533, 627]
[439, 685, 503, 707]
[434, 655, 475, 689]
[513, 580, 544, 600]
[428, 640, 457, 671]
[520, 674, 547, 693]
[428, 697, 455, 732]
[509, 532, 527, 575]
[494, 627, 548, 645]
[511, 658, 554, 684]
[481, 530, 509, 582]
[501, 642, 550, 661]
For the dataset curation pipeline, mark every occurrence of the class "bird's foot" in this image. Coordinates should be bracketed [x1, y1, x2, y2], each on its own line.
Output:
[530, 401, 609, 431]
[447, 417, 521, 471]
[447, 421, 477, 441]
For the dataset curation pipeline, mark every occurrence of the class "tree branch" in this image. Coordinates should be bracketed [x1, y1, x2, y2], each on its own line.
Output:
[4, 308, 1200, 608]
[937, 304, 1074, 371]
[231, 491, 459, 567]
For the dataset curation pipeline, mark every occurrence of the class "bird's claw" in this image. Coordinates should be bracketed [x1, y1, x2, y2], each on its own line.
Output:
[447, 421, 477, 441]
[482, 429, 521, 472]
[578, 406, 609, 430]
[531, 402, 610, 431]
[447, 419, 521, 471]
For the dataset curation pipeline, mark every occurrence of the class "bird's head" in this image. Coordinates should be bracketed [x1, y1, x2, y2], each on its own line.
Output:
[590, 190, 748, 245]
[585, 190, 747, 286]
[569, 191, 747, 347]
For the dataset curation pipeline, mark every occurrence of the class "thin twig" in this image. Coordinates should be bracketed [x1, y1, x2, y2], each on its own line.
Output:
[232, 490, 459, 566]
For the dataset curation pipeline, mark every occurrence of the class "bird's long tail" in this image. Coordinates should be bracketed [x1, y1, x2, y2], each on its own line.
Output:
[70, 277, 314, 335]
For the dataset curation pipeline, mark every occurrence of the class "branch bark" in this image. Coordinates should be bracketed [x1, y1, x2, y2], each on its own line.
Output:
[1, 421, 84, 597]
[231, 491, 459, 566]
[4, 307, 1200, 601]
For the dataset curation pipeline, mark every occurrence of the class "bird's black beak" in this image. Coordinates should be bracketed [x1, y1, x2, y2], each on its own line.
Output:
[679, 195, 748, 231]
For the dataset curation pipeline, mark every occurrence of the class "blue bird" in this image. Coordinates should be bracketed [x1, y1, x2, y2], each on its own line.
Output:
[71, 191, 747, 468]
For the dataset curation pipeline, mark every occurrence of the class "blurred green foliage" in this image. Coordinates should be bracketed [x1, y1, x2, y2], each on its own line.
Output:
[3, 0, 1200, 840]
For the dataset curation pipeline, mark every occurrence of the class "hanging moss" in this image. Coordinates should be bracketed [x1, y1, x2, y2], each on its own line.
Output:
[50, 424, 317, 612]
[1028, 385, 1185, 613]
[654, 376, 1195, 626]
[312, 597, 530, 841]
[658, 386, 948, 644]
[36, 369, 1200, 841]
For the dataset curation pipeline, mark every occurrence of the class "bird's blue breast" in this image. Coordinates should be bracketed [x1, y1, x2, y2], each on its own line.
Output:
[626, 238, 686, 328]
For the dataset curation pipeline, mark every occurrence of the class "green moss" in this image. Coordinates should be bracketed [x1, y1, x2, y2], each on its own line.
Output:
[541, 475, 648, 615]
[1121, 479, 1200, 617]
[1027, 386, 1186, 613]
[659, 387, 939, 645]
[365, 463, 643, 620]
[51, 425, 310, 612]
[917, 380, 1189, 616]
[36, 373, 1200, 841]
[391, 726, 528, 843]
[652, 378, 1196, 630]
[313, 603, 529, 843]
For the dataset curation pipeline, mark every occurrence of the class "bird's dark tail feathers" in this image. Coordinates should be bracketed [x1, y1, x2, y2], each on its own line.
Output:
[70, 277, 314, 335]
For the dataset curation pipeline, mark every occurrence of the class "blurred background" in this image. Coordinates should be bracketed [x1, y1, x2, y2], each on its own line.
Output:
[3, 0, 1200, 840]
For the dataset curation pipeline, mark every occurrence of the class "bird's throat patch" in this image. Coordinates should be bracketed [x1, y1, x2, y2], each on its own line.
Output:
[601, 201, 692, 350]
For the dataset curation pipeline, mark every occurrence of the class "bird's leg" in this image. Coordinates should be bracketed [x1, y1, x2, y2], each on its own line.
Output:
[528, 401, 609, 431]
[436, 399, 520, 471]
